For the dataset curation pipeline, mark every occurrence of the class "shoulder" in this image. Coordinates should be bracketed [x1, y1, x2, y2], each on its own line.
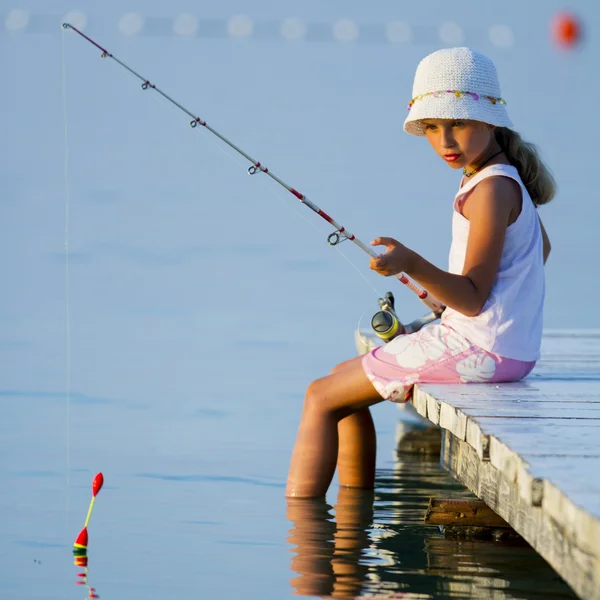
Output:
[470, 174, 521, 201]
[463, 174, 521, 220]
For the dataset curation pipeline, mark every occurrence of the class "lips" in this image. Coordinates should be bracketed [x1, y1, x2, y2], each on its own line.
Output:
[444, 154, 461, 162]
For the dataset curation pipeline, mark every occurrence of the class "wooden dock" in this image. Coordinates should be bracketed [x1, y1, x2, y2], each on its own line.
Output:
[357, 329, 600, 600]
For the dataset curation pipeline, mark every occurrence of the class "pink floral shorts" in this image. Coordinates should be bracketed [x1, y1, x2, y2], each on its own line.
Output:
[361, 323, 536, 403]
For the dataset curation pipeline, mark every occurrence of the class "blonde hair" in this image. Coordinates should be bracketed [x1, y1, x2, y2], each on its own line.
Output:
[494, 127, 556, 207]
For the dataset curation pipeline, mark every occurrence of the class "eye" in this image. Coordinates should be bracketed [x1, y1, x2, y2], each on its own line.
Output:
[424, 124, 437, 131]
[452, 121, 465, 128]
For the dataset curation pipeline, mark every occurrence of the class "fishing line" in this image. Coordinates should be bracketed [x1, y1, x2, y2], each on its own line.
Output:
[60, 26, 72, 519]
[61, 23, 445, 316]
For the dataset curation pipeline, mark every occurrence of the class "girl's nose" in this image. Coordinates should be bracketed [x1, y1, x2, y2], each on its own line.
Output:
[440, 129, 457, 148]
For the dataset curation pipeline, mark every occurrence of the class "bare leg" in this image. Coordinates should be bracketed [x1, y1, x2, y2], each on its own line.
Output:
[286, 359, 383, 498]
[337, 408, 376, 489]
[330, 358, 377, 489]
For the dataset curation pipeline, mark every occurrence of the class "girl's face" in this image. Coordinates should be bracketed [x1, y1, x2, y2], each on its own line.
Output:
[421, 119, 495, 171]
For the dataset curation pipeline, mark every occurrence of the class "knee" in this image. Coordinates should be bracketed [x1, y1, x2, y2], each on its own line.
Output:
[303, 377, 329, 415]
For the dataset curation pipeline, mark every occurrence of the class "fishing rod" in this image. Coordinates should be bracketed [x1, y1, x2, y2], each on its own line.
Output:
[61, 23, 445, 335]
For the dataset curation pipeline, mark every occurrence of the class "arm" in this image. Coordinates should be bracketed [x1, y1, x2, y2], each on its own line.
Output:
[370, 177, 517, 317]
[538, 214, 551, 264]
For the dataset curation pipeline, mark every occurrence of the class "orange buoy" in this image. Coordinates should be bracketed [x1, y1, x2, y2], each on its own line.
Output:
[551, 12, 582, 49]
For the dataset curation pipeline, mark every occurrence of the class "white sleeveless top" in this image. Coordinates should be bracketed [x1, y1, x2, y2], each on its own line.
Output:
[441, 164, 544, 361]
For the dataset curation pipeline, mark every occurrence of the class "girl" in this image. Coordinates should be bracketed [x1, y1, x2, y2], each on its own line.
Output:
[286, 47, 555, 498]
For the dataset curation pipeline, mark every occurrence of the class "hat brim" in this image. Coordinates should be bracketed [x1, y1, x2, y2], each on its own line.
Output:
[404, 94, 513, 136]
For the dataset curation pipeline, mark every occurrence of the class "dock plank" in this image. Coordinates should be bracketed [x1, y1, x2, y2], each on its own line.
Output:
[413, 331, 600, 600]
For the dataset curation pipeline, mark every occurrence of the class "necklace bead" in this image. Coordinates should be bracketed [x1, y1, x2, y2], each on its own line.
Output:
[463, 149, 504, 177]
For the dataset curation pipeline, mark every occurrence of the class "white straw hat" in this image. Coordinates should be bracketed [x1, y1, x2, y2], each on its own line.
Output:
[404, 47, 513, 136]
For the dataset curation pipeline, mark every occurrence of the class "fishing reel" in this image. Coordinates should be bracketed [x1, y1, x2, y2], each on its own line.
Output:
[370, 292, 441, 342]
[371, 292, 405, 342]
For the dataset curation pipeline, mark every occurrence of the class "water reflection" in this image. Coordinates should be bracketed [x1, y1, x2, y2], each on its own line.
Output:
[287, 452, 576, 599]
[287, 488, 374, 598]
[73, 556, 99, 599]
[75, 567, 100, 599]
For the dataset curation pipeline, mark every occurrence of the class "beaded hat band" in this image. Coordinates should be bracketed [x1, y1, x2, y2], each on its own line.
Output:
[407, 89, 507, 112]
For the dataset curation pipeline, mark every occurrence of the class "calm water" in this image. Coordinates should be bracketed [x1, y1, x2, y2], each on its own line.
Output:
[0, 403, 577, 599]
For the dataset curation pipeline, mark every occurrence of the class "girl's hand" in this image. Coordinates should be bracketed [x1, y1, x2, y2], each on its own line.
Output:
[369, 237, 417, 276]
